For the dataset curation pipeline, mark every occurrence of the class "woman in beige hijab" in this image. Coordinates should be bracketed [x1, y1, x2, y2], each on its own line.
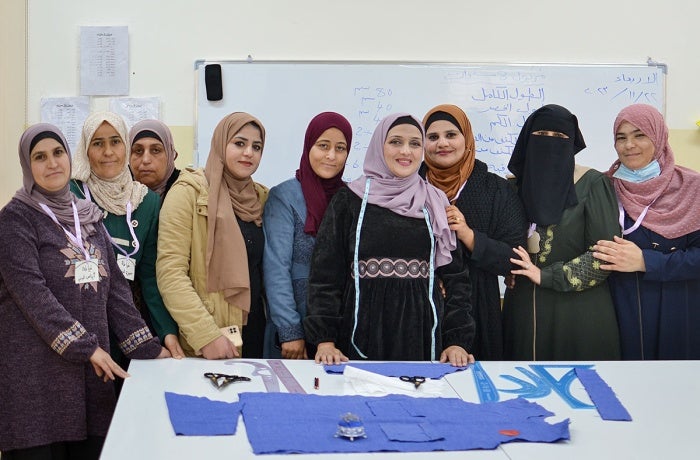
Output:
[157, 112, 269, 359]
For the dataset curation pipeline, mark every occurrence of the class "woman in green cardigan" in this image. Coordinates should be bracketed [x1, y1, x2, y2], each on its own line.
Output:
[71, 112, 184, 365]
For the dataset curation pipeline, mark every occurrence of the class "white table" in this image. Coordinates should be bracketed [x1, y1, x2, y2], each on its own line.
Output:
[102, 358, 699, 459]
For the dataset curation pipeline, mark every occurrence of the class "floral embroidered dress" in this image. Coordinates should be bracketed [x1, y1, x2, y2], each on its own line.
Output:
[502, 169, 621, 361]
[0, 200, 162, 451]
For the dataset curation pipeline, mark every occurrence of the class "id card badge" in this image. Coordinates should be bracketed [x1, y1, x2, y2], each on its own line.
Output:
[220, 325, 243, 347]
[116, 254, 136, 280]
[75, 259, 100, 284]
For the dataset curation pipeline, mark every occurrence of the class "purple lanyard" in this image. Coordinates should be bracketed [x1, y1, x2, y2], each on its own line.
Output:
[618, 199, 653, 236]
[40, 201, 91, 261]
[83, 183, 139, 257]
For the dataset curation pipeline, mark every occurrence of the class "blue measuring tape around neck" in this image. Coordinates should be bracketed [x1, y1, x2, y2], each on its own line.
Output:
[351, 178, 438, 360]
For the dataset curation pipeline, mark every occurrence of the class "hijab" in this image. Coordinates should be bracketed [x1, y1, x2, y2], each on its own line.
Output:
[347, 113, 456, 267]
[508, 104, 586, 226]
[422, 104, 476, 202]
[204, 112, 266, 315]
[607, 104, 700, 239]
[296, 111, 353, 236]
[72, 111, 149, 215]
[128, 119, 178, 198]
[14, 123, 103, 235]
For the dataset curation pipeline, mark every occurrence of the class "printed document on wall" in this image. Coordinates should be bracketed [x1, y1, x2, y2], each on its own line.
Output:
[80, 26, 129, 96]
[40, 97, 90, 154]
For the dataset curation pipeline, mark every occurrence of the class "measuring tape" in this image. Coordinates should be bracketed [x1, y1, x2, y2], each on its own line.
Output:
[267, 359, 307, 394]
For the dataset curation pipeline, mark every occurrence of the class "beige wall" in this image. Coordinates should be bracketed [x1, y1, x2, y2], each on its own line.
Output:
[0, 0, 26, 204]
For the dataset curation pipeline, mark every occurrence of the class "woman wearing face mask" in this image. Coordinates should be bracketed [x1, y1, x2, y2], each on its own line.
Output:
[71, 112, 183, 368]
[421, 104, 527, 360]
[262, 112, 352, 359]
[157, 112, 268, 359]
[304, 113, 475, 366]
[503, 104, 621, 361]
[592, 104, 700, 359]
[129, 119, 180, 200]
[0, 124, 168, 459]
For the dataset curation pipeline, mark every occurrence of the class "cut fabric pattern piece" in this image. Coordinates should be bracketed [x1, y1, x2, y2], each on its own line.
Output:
[575, 368, 632, 421]
[240, 392, 569, 454]
[324, 362, 469, 379]
[380, 422, 444, 442]
[343, 366, 445, 397]
[164, 392, 243, 436]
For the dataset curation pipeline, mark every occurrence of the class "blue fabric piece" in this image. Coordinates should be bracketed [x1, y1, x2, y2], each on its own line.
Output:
[164, 392, 242, 436]
[380, 422, 444, 442]
[575, 369, 632, 421]
[240, 392, 569, 454]
[324, 362, 469, 379]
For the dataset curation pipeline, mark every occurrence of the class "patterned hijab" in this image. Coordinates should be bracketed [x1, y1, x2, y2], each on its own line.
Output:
[204, 112, 266, 315]
[296, 111, 353, 236]
[607, 104, 700, 239]
[128, 119, 178, 198]
[422, 104, 476, 202]
[508, 104, 586, 226]
[347, 113, 456, 267]
[72, 111, 149, 215]
[14, 123, 102, 235]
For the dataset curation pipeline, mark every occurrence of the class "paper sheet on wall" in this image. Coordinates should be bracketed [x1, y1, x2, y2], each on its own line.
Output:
[40, 97, 90, 154]
[80, 26, 129, 96]
[109, 97, 160, 129]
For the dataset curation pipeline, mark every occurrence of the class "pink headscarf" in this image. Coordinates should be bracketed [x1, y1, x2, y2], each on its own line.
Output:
[347, 113, 456, 267]
[607, 104, 700, 239]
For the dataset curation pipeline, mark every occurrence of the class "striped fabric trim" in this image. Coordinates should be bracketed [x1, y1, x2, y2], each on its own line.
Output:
[119, 327, 154, 355]
[51, 321, 88, 355]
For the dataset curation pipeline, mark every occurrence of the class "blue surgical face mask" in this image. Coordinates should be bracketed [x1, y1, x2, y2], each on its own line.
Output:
[612, 159, 661, 183]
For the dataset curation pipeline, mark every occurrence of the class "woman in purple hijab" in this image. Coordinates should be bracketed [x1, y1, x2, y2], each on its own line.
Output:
[304, 113, 475, 365]
[0, 124, 168, 459]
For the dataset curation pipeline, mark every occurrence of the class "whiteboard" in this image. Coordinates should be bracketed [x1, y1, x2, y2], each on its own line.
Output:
[195, 61, 665, 188]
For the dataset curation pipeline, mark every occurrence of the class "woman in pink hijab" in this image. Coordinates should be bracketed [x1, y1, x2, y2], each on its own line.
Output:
[593, 104, 700, 359]
[304, 113, 475, 366]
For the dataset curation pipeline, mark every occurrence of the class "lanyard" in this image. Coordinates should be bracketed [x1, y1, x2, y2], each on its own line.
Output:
[110, 201, 140, 258]
[39, 201, 91, 261]
[618, 199, 653, 236]
[82, 183, 139, 257]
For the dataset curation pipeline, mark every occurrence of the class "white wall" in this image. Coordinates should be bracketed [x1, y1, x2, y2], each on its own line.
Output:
[26, 0, 700, 127]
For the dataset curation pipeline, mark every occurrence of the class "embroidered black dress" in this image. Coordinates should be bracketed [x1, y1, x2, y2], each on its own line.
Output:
[304, 188, 474, 361]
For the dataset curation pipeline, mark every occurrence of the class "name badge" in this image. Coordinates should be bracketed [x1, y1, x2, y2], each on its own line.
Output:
[75, 260, 100, 284]
[117, 254, 136, 281]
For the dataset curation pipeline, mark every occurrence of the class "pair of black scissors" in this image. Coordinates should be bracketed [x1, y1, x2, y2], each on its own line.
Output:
[204, 372, 251, 390]
[400, 375, 426, 389]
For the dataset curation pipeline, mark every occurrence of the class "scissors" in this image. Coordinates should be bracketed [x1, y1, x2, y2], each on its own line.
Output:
[204, 372, 251, 390]
[400, 375, 426, 389]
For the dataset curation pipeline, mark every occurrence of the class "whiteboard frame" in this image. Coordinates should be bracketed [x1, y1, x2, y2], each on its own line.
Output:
[194, 59, 667, 185]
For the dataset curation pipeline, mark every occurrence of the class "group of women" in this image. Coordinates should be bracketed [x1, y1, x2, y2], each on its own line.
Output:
[1, 101, 698, 458]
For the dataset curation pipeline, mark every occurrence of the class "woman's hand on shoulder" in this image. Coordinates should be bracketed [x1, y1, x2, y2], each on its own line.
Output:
[163, 334, 184, 359]
[314, 342, 348, 365]
[593, 236, 646, 272]
[201, 335, 240, 360]
[439, 345, 475, 367]
[90, 347, 129, 382]
[281, 339, 308, 359]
